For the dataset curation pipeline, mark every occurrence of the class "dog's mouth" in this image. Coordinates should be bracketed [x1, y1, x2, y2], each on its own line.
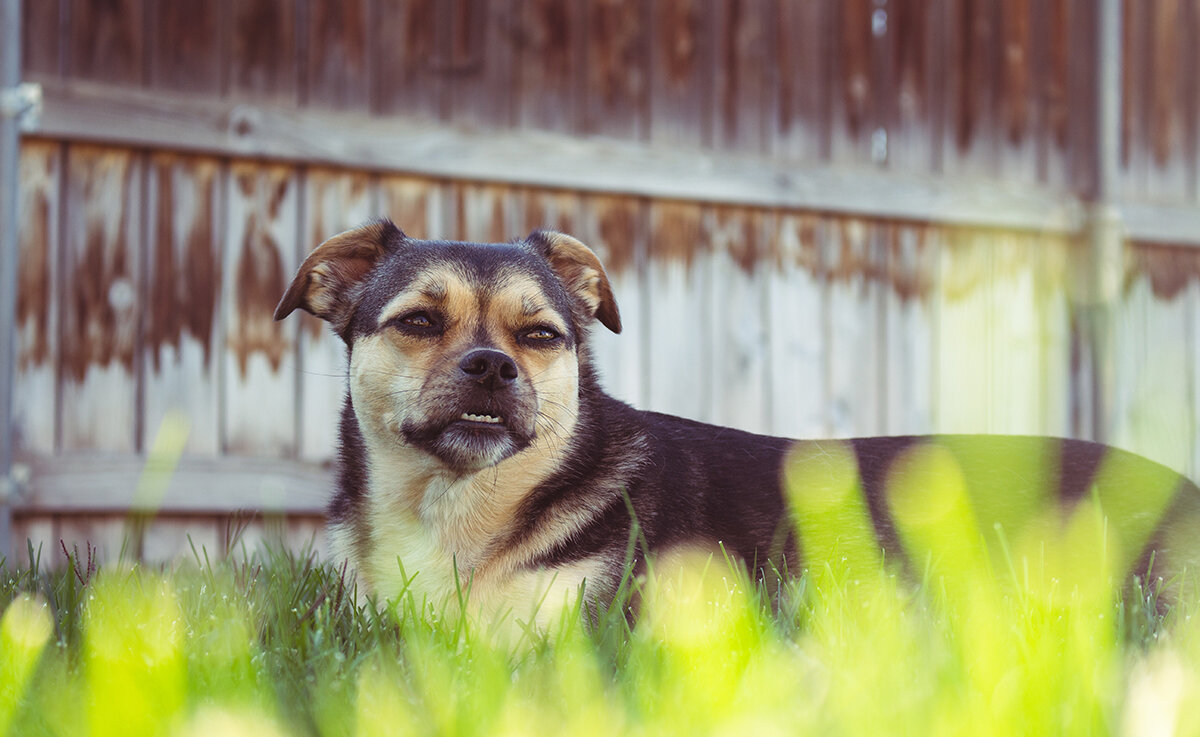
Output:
[458, 412, 504, 426]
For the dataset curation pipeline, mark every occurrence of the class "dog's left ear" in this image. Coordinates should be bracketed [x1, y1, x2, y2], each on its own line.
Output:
[274, 219, 402, 331]
[529, 230, 622, 334]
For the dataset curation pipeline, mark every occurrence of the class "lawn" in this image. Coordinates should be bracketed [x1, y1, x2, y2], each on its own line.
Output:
[3, 437, 1200, 737]
[1, 528, 1197, 737]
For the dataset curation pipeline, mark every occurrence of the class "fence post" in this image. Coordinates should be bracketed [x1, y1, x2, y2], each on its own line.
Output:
[1077, 0, 1123, 444]
[0, 0, 27, 564]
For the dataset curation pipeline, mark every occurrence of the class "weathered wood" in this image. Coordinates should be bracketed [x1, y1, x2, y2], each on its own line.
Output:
[230, 0, 298, 103]
[998, 0, 1039, 183]
[147, 0, 221, 94]
[711, 0, 772, 155]
[645, 201, 710, 420]
[581, 193, 645, 406]
[766, 212, 827, 439]
[517, 187, 583, 236]
[583, 0, 648, 139]
[829, 0, 876, 166]
[306, 0, 371, 110]
[934, 229, 993, 432]
[60, 146, 141, 453]
[143, 154, 222, 456]
[516, 0, 585, 133]
[372, 0, 443, 120]
[772, 0, 829, 162]
[882, 222, 935, 435]
[22, 0, 62, 77]
[67, 0, 144, 85]
[825, 218, 885, 436]
[17, 455, 329, 514]
[454, 182, 518, 242]
[222, 162, 300, 457]
[444, 0, 518, 129]
[140, 518, 222, 563]
[1035, 234, 1072, 435]
[1143, 0, 1190, 201]
[887, 0, 937, 174]
[1112, 245, 1196, 474]
[299, 168, 372, 462]
[708, 206, 769, 433]
[377, 175, 444, 239]
[987, 232, 1046, 434]
[14, 142, 61, 454]
[31, 79, 1094, 237]
[941, 0, 1000, 178]
[649, 0, 711, 148]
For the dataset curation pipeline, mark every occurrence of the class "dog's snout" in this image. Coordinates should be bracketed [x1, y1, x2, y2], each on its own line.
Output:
[459, 348, 518, 388]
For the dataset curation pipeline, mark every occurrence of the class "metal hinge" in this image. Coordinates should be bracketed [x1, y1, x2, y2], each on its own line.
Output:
[0, 82, 43, 131]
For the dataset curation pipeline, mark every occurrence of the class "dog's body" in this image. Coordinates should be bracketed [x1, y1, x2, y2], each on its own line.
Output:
[276, 221, 1200, 620]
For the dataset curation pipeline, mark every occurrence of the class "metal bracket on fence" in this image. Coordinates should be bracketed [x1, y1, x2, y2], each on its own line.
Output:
[0, 82, 42, 130]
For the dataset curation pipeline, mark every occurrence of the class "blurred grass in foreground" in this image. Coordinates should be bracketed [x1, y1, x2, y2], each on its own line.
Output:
[2, 438, 1200, 736]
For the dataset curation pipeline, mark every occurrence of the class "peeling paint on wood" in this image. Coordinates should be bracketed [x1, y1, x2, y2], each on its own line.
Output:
[223, 162, 299, 457]
[584, 0, 647, 139]
[15, 142, 62, 453]
[143, 154, 222, 456]
[61, 146, 141, 452]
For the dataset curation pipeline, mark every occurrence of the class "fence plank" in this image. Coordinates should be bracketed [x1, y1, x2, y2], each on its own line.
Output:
[1035, 235, 1072, 436]
[988, 232, 1046, 434]
[711, 0, 771, 155]
[766, 212, 826, 439]
[372, 0, 442, 120]
[517, 0, 585, 134]
[377, 175, 444, 239]
[826, 218, 885, 436]
[230, 0, 298, 103]
[829, 0, 876, 166]
[940, 0, 1000, 178]
[147, 0, 221, 94]
[934, 229, 992, 432]
[15, 142, 62, 454]
[998, 0, 1039, 183]
[60, 146, 141, 453]
[886, 0, 936, 174]
[306, 0, 371, 110]
[67, 0, 144, 85]
[518, 188, 584, 236]
[143, 154, 222, 456]
[22, 0, 62, 77]
[708, 206, 769, 433]
[581, 194, 644, 406]
[445, 0, 518, 129]
[882, 222, 935, 435]
[455, 183, 519, 242]
[772, 0, 828, 163]
[1144, 0, 1190, 202]
[583, 0, 648, 139]
[1112, 245, 1196, 474]
[299, 169, 373, 462]
[646, 201, 709, 420]
[649, 0, 711, 148]
[222, 162, 300, 457]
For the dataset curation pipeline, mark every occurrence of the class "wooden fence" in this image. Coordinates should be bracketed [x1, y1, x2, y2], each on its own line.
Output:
[7, 0, 1200, 565]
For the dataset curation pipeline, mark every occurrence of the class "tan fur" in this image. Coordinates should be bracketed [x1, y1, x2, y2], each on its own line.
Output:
[343, 269, 587, 624]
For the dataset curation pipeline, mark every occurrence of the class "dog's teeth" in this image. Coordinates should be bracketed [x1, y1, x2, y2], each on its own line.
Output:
[460, 412, 502, 424]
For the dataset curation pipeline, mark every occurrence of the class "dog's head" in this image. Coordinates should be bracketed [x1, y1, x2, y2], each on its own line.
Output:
[275, 220, 621, 474]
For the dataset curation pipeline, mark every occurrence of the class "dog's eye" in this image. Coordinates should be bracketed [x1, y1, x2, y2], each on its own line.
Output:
[390, 311, 441, 334]
[523, 327, 560, 342]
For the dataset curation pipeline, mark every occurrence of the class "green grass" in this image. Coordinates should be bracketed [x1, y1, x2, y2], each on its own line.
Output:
[0, 529, 1198, 737]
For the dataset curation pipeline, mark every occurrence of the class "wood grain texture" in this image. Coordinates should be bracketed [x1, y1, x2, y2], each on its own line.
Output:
[645, 201, 710, 420]
[22, 0, 62, 77]
[581, 194, 645, 406]
[649, 0, 711, 148]
[60, 146, 142, 453]
[222, 162, 300, 457]
[67, 0, 144, 85]
[583, 0, 648, 139]
[766, 212, 826, 439]
[298, 169, 372, 462]
[825, 218, 885, 436]
[230, 0, 298, 103]
[934, 229, 992, 432]
[773, 0, 830, 162]
[711, 0, 772, 155]
[147, 0, 221, 93]
[372, 0, 443, 120]
[306, 0, 371, 109]
[708, 206, 769, 433]
[14, 142, 62, 454]
[143, 154, 222, 456]
[516, 0, 585, 133]
[377, 175, 444, 239]
[882, 222, 935, 435]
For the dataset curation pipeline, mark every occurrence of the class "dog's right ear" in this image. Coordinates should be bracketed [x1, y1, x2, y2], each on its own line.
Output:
[274, 219, 402, 330]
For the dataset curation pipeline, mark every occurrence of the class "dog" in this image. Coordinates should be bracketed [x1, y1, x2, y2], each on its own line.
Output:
[274, 220, 1200, 622]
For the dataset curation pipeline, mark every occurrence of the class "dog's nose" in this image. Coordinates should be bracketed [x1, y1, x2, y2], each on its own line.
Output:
[459, 349, 518, 388]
